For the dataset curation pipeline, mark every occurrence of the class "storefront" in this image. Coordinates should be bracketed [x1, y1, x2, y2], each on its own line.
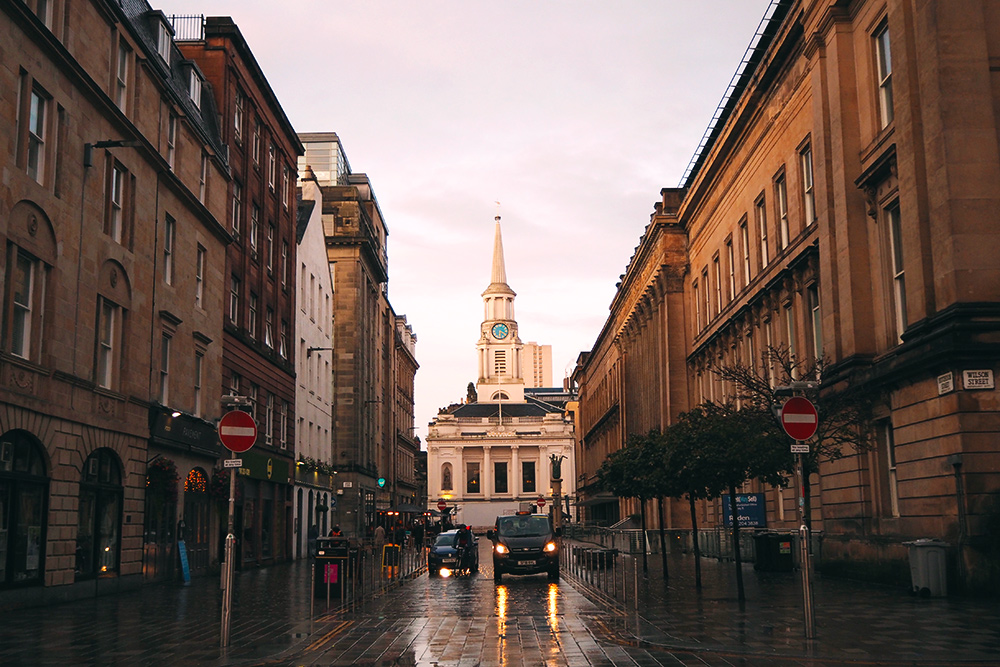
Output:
[234, 449, 292, 568]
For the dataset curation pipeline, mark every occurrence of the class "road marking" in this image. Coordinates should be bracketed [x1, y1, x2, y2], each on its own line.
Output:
[306, 620, 353, 652]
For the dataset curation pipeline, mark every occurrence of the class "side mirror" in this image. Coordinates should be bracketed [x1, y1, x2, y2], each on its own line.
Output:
[486, 529, 495, 541]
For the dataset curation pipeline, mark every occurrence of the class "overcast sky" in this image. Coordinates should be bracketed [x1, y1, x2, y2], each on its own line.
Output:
[158, 0, 774, 442]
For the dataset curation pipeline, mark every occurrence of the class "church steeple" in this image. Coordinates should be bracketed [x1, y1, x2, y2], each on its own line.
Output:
[477, 215, 524, 403]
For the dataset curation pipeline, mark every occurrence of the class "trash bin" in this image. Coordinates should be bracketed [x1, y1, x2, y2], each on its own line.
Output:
[314, 537, 350, 597]
[753, 531, 794, 572]
[904, 539, 949, 597]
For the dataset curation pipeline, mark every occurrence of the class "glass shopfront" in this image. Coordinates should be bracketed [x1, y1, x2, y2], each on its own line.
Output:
[76, 449, 123, 579]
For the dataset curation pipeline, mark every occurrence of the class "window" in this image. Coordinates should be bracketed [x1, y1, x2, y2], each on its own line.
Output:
[163, 216, 175, 286]
[494, 462, 508, 494]
[268, 144, 276, 189]
[494, 350, 507, 375]
[230, 372, 241, 397]
[785, 302, 797, 377]
[249, 293, 258, 338]
[702, 268, 711, 321]
[157, 21, 171, 63]
[521, 461, 536, 493]
[740, 218, 751, 287]
[886, 203, 907, 343]
[693, 280, 701, 331]
[279, 321, 288, 358]
[159, 334, 170, 404]
[188, 70, 202, 110]
[199, 153, 208, 202]
[801, 146, 816, 225]
[27, 89, 47, 183]
[234, 89, 244, 143]
[726, 238, 736, 300]
[280, 402, 288, 449]
[267, 224, 274, 271]
[232, 182, 241, 237]
[808, 284, 822, 361]
[193, 351, 203, 417]
[250, 204, 259, 253]
[764, 316, 775, 387]
[466, 462, 480, 494]
[115, 43, 129, 111]
[252, 121, 261, 165]
[166, 113, 176, 170]
[756, 197, 769, 269]
[775, 174, 789, 249]
[441, 463, 453, 491]
[195, 246, 205, 308]
[96, 298, 119, 389]
[281, 241, 288, 288]
[713, 254, 722, 314]
[229, 275, 240, 323]
[8, 249, 46, 360]
[32, 0, 52, 25]
[283, 166, 290, 209]
[265, 394, 274, 446]
[265, 307, 273, 348]
[247, 384, 257, 422]
[875, 20, 894, 128]
[880, 421, 900, 517]
[107, 162, 126, 243]
[76, 449, 123, 578]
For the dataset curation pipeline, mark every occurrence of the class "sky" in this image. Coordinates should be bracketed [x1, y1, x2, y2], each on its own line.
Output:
[157, 0, 775, 442]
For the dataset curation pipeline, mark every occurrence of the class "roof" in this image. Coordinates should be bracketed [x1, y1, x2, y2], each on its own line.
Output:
[449, 402, 550, 419]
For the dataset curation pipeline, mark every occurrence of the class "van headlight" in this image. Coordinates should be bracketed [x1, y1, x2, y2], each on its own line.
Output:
[495, 543, 509, 555]
[544, 541, 557, 553]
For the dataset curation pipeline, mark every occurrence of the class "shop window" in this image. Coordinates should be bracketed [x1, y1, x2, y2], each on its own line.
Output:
[76, 448, 122, 579]
[0, 430, 48, 588]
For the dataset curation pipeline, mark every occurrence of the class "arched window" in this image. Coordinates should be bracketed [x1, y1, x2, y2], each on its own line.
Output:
[441, 463, 452, 491]
[0, 430, 49, 588]
[491, 391, 509, 401]
[76, 449, 123, 579]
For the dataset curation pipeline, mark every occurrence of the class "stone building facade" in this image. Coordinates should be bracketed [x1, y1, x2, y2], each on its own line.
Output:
[1, 0, 230, 606]
[574, 0, 1000, 591]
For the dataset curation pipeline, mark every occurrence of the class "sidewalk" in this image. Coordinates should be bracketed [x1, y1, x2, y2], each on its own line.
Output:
[565, 539, 1000, 664]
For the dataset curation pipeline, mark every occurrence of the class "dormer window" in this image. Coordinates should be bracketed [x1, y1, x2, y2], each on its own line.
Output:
[157, 20, 172, 63]
[189, 69, 202, 110]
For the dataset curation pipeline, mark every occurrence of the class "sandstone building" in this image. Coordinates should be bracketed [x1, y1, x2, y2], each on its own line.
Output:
[574, 0, 1000, 591]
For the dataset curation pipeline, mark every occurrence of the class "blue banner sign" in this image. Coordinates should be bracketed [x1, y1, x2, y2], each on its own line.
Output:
[722, 493, 766, 528]
[178, 540, 191, 583]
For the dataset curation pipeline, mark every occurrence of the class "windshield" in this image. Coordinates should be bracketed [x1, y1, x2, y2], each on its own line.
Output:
[497, 515, 551, 538]
[433, 533, 456, 547]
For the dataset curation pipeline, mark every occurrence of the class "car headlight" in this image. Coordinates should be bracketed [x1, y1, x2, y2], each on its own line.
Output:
[495, 543, 509, 554]
[544, 541, 557, 553]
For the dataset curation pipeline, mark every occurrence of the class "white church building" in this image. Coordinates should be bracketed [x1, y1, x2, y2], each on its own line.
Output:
[426, 217, 576, 529]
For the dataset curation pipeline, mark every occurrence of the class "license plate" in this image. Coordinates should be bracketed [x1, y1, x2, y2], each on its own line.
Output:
[518, 560, 537, 566]
[442, 558, 457, 564]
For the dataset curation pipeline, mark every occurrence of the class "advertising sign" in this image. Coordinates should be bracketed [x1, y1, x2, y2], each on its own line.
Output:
[722, 493, 766, 528]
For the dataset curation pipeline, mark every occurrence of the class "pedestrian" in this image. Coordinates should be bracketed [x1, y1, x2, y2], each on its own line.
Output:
[374, 523, 385, 549]
[307, 524, 319, 557]
[329, 525, 342, 537]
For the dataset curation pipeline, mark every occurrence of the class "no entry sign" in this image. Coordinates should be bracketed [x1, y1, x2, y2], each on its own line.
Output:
[536, 497, 546, 508]
[437, 499, 447, 512]
[780, 397, 818, 441]
[219, 410, 257, 453]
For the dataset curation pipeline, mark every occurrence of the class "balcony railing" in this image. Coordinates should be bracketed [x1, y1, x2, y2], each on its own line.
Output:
[168, 15, 205, 42]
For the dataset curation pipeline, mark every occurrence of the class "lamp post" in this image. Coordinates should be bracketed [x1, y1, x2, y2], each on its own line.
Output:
[550, 454, 566, 529]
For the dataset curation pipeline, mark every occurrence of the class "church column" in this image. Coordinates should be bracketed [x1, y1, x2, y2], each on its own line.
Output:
[483, 445, 492, 500]
[539, 445, 549, 499]
[511, 445, 519, 499]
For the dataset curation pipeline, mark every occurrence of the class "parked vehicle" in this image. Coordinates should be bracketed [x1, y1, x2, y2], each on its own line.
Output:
[487, 511, 560, 583]
[428, 529, 478, 577]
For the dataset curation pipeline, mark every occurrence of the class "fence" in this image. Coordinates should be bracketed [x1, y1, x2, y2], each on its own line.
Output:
[310, 540, 426, 616]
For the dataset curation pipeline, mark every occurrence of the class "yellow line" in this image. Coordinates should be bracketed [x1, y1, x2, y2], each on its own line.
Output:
[305, 620, 352, 652]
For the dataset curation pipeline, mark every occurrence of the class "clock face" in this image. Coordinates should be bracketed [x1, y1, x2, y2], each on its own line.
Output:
[491, 323, 509, 340]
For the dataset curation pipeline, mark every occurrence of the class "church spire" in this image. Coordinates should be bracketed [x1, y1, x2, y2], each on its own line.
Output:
[491, 215, 507, 286]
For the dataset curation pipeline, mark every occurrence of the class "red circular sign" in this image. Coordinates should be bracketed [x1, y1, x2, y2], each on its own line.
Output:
[780, 397, 818, 441]
[437, 499, 447, 512]
[536, 497, 546, 508]
[219, 410, 257, 453]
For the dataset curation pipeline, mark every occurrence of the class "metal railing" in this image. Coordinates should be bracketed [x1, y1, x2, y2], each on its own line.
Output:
[168, 15, 205, 42]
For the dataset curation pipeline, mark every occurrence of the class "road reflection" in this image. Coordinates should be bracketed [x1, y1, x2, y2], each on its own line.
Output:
[495, 584, 508, 667]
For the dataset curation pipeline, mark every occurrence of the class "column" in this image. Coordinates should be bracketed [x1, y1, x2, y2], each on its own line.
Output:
[511, 445, 519, 499]
[483, 445, 492, 500]
[539, 445, 549, 498]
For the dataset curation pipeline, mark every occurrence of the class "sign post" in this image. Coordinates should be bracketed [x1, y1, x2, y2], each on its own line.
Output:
[780, 396, 818, 639]
[218, 409, 257, 648]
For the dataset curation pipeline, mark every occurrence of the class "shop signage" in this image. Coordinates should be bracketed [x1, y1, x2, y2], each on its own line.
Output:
[722, 493, 766, 528]
[235, 449, 290, 483]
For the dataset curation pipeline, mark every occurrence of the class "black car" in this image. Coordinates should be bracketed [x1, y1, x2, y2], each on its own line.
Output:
[487, 511, 560, 582]
[427, 529, 478, 577]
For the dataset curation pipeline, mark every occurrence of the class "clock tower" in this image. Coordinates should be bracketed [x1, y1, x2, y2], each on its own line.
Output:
[477, 216, 524, 403]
